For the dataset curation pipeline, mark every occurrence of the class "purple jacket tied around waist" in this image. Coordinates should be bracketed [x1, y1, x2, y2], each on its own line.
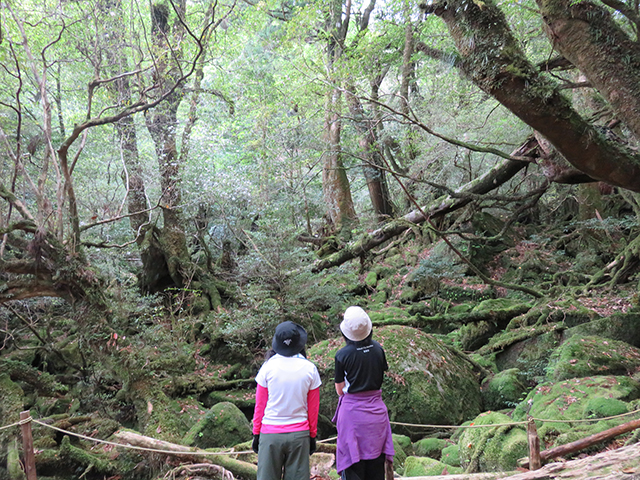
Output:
[332, 389, 395, 473]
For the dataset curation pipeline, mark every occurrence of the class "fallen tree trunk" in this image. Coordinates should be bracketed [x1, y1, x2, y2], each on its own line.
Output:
[112, 429, 257, 479]
[519, 417, 640, 469]
[312, 155, 530, 272]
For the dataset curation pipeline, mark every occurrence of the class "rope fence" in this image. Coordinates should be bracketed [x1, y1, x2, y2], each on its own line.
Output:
[389, 406, 640, 429]
[0, 406, 637, 454]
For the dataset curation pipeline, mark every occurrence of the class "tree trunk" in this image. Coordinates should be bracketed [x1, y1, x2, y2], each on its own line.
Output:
[345, 86, 395, 222]
[537, 0, 640, 140]
[424, 0, 640, 193]
[323, 89, 358, 233]
[142, 1, 194, 292]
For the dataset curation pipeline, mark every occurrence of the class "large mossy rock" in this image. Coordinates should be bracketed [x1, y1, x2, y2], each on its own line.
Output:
[183, 401, 251, 448]
[563, 313, 640, 348]
[494, 328, 563, 384]
[403, 456, 463, 476]
[481, 368, 529, 410]
[546, 335, 640, 382]
[458, 411, 528, 473]
[308, 325, 482, 438]
[512, 375, 640, 448]
[412, 437, 448, 459]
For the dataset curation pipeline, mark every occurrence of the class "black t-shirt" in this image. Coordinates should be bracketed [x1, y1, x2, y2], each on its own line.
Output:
[334, 337, 388, 393]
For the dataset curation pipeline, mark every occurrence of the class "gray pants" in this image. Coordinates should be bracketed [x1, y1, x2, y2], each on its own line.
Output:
[257, 430, 310, 480]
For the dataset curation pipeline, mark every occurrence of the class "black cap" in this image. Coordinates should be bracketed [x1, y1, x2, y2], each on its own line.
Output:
[271, 321, 308, 357]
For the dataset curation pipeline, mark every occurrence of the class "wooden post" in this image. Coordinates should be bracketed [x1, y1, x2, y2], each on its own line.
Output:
[520, 416, 640, 469]
[527, 416, 541, 470]
[20, 411, 37, 480]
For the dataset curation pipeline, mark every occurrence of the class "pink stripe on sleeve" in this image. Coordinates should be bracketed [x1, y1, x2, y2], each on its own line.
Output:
[252, 384, 268, 435]
[308, 387, 320, 438]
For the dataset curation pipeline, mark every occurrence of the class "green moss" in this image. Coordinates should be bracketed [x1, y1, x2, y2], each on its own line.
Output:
[412, 437, 447, 458]
[0, 374, 23, 445]
[512, 376, 640, 447]
[183, 401, 251, 448]
[458, 411, 528, 472]
[546, 336, 640, 381]
[583, 396, 629, 418]
[441, 444, 461, 467]
[207, 389, 256, 410]
[365, 271, 378, 288]
[59, 435, 114, 474]
[404, 456, 463, 476]
[392, 435, 407, 474]
[7, 440, 25, 480]
[392, 434, 413, 456]
[565, 313, 640, 348]
[482, 368, 528, 410]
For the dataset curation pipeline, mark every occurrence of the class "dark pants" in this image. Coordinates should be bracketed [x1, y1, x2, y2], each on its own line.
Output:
[341, 452, 386, 480]
[257, 430, 310, 480]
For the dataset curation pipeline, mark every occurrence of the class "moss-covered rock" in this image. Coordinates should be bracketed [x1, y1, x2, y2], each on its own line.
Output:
[494, 328, 563, 385]
[183, 401, 251, 448]
[412, 437, 447, 458]
[392, 435, 408, 475]
[563, 313, 640, 348]
[440, 443, 461, 467]
[392, 434, 413, 456]
[458, 411, 528, 472]
[128, 378, 206, 442]
[512, 375, 640, 448]
[481, 368, 529, 410]
[308, 326, 482, 439]
[403, 455, 463, 476]
[546, 336, 640, 382]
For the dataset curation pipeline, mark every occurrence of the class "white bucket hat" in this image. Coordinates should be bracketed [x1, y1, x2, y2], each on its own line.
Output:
[340, 306, 372, 341]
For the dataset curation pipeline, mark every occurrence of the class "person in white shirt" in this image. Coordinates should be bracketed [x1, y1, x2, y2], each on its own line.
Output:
[252, 321, 322, 480]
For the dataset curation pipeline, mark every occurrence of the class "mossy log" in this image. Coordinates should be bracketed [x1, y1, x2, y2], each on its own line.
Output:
[164, 375, 256, 396]
[59, 436, 115, 475]
[0, 359, 68, 396]
[372, 304, 531, 328]
[113, 429, 258, 479]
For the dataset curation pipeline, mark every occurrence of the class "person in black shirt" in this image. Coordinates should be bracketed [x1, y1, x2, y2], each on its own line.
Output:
[333, 306, 394, 480]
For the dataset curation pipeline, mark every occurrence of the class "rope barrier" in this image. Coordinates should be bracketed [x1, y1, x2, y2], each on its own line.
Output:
[30, 419, 254, 456]
[0, 420, 22, 432]
[0, 405, 638, 456]
[389, 407, 640, 430]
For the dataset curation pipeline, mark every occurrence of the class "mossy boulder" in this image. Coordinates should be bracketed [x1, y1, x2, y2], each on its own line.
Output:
[440, 443, 461, 467]
[392, 435, 408, 474]
[481, 368, 529, 410]
[183, 401, 251, 448]
[563, 313, 640, 348]
[494, 328, 564, 385]
[512, 375, 640, 447]
[412, 437, 448, 458]
[403, 456, 463, 476]
[392, 433, 413, 456]
[458, 411, 528, 472]
[308, 325, 482, 438]
[546, 336, 640, 382]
